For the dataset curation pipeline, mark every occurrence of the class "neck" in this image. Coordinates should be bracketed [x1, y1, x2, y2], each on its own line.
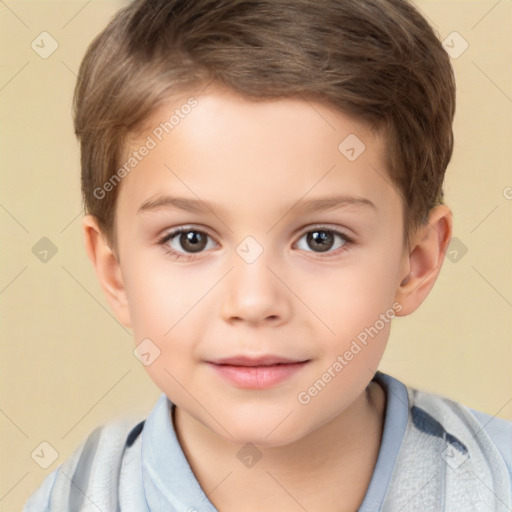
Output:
[173, 380, 386, 512]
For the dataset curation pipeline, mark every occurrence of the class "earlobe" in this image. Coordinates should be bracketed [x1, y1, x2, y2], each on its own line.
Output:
[394, 205, 453, 316]
[82, 215, 132, 328]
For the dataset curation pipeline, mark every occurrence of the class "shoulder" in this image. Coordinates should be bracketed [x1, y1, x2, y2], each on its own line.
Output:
[406, 384, 512, 463]
[23, 418, 144, 512]
[406, 383, 512, 503]
[374, 372, 512, 511]
[467, 406, 512, 479]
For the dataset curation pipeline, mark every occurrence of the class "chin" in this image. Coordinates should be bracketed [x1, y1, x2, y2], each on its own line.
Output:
[212, 411, 311, 448]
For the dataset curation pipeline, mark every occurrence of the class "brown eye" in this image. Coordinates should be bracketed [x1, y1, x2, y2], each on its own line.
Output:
[178, 230, 208, 253]
[307, 230, 335, 252]
[295, 227, 350, 255]
[161, 227, 216, 257]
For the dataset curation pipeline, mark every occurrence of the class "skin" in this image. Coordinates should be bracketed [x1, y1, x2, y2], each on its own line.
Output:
[83, 85, 452, 512]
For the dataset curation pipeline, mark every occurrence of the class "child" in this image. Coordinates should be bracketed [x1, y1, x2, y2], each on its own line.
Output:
[24, 0, 512, 510]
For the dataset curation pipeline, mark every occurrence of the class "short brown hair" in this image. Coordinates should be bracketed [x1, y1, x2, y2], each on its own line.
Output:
[73, 0, 456, 248]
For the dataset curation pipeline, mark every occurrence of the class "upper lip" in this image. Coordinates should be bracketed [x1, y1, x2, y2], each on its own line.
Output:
[208, 355, 309, 366]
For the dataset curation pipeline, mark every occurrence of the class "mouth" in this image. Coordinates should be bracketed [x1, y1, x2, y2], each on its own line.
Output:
[207, 355, 311, 389]
[210, 355, 308, 366]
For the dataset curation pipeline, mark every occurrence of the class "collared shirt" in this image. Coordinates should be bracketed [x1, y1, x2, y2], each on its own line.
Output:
[24, 371, 512, 511]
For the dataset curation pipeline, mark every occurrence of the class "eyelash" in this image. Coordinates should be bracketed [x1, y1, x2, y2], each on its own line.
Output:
[157, 225, 353, 262]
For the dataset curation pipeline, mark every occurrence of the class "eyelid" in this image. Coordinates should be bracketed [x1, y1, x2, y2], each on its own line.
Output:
[159, 223, 352, 244]
[158, 224, 219, 244]
[295, 223, 353, 239]
[158, 223, 354, 261]
[293, 224, 353, 254]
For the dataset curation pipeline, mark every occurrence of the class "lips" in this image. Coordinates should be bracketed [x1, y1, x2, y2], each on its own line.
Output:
[207, 355, 310, 389]
[210, 355, 307, 366]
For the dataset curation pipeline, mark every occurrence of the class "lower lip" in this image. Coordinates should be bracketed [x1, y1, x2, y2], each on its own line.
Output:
[208, 361, 309, 389]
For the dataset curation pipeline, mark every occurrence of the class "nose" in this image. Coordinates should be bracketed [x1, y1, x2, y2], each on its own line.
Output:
[219, 248, 291, 326]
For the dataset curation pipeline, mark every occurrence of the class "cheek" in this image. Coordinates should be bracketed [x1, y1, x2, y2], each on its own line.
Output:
[122, 256, 201, 396]
[122, 252, 202, 337]
[302, 252, 401, 344]
[121, 253, 213, 386]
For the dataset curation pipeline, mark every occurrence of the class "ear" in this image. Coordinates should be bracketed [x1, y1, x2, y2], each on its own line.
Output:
[82, 215, 132, 328]
[394, 205, 453, 316]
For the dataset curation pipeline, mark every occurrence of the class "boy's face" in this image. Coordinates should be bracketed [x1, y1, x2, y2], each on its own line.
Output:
[104, 87, 413, 445]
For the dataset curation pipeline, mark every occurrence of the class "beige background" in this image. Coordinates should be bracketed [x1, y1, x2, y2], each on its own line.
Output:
[1, 0, 511, 510]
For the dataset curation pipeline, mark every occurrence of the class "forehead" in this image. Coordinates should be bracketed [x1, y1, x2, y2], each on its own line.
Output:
[116, 87, 399, 225]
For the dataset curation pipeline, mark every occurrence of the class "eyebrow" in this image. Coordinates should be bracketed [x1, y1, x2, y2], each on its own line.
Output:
[138, 194, 377, 217]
